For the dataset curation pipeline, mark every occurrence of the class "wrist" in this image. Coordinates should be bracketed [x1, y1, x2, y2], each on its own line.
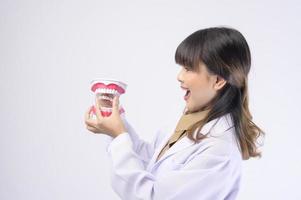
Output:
[112, 128, 126, 138]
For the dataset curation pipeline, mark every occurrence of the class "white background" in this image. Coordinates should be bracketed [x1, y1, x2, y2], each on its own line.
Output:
[1, 0, 300, 199]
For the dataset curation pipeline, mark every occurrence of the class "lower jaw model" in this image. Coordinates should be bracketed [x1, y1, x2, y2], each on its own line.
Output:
[89, 79, 127, 117]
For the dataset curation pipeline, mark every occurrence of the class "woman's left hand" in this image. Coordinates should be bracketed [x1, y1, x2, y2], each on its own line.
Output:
[84, 95, 126, 138]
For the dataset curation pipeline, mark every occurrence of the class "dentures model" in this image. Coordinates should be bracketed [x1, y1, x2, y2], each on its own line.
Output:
[89, 79, 127, 117]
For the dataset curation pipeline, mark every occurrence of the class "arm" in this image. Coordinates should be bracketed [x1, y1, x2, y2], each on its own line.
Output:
[105, 115, 164, 167]
[107, 132, 242, 200]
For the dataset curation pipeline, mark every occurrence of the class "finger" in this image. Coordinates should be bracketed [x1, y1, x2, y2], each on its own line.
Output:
[95, 96, 104, 120]
[85, 106, 93, 121]
[86, 124, 107, 134]
[112, 95, 120, 114]
[86, 125, 98, 133]
[85, 118, 97, 128]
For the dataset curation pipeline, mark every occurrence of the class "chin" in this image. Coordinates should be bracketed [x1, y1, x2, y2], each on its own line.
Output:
[185, 105, 197, 113]
[186, 103, 207, 113]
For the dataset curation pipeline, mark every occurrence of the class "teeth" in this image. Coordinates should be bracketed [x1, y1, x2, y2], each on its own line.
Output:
[100, 107, 112, 112]
[99, 106, 123, 112]
[95, 88, 120, 95]
[98, 96, 113, 101]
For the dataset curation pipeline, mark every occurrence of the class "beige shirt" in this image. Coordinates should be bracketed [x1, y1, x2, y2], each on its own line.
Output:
[156, 109, 210, 162]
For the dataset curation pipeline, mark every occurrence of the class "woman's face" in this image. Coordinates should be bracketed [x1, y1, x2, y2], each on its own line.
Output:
[177, 62, 226, 113]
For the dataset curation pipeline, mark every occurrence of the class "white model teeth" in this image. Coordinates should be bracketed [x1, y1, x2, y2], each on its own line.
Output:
[100, 105, 123, 112]
[95, 88, 120, 95]
[99, 95, 113, 101]
[100, 107, 112, 112]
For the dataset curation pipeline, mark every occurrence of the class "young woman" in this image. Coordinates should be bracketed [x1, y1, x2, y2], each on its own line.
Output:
[85, 26, 264, 200]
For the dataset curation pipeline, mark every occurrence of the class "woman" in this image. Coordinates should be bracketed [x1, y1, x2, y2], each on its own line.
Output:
[85, 26, 264, 200]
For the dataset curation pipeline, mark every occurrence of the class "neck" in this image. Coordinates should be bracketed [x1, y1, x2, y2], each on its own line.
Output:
[183, 106, 211, 115]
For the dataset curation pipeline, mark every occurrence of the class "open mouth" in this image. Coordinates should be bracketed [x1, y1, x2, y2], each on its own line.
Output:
[91, 80, 126, 95]
[90, 79, 127, 117]
[96, 88, 118, 107]
[184, 89, 191, 101]
[91, 80, 127, 108]
[181, 86, 191, 101]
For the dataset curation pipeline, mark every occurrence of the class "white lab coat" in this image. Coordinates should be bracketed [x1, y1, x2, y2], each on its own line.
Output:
[105, 112, 242, 200]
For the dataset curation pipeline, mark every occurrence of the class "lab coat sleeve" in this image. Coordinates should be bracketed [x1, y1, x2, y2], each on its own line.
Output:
[107, 132, 241, 200]
[105, 115, 164, 167]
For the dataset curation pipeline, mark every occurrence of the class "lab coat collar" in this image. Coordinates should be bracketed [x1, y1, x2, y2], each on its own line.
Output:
[174, 109, 210, 132]
[167, 109, 210, 145]
[170, 110, 234, 143]
[148, 112, 234, 171]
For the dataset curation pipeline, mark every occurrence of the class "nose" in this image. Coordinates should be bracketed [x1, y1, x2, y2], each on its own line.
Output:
[177, 68, 184, 83]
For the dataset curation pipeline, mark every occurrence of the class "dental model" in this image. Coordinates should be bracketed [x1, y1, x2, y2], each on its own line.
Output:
[89, 79, 127, 117]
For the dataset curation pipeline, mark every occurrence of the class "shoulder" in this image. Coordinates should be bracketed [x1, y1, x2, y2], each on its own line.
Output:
[193, 113, 242, 160]
[197, 113, 234, 137]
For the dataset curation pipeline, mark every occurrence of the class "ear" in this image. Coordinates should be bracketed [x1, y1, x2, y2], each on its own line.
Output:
[213, 75, 227, 90]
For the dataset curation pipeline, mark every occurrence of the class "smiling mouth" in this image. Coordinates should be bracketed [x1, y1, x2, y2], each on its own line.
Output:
[181, 86, 191, 101]
[184, 90, 191, 101]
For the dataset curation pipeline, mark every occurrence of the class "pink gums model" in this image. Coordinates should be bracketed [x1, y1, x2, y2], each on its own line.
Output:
[89, 79, 127, 117]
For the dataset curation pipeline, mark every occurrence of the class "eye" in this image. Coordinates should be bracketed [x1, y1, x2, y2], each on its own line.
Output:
[183, 66, 190, 71]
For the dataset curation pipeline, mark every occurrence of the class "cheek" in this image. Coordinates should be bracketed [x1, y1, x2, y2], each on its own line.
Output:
[191, 84, 215, 103]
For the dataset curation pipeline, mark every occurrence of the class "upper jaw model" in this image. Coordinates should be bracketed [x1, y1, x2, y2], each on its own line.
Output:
[89, 79, 127, 117]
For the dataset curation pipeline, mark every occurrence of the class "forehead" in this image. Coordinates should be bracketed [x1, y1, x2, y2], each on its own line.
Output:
[193, 62, 210, 74]
[195, 62, 215, 82]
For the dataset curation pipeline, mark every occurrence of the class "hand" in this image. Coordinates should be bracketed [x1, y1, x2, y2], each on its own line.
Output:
[84, 95, 126, 138]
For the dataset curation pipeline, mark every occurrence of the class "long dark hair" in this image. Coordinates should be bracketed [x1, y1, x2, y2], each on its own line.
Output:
[175, 26, 265, 160]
